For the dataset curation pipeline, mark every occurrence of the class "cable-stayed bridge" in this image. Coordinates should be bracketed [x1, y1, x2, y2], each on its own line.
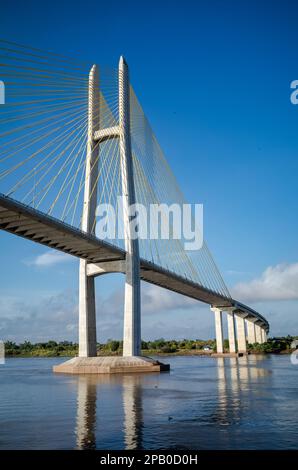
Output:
[0, 41, 269, 373]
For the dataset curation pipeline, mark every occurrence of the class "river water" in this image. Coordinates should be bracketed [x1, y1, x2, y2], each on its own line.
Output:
[0, 354, 297, 449]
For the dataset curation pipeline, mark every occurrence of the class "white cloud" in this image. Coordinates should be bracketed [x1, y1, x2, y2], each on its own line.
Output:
[1, 281, 296, 342]
[0, 290, 79, 343]
[6, 260, 296, 342]
[142, 283, 197, 313]
[27, 250, 74, 267]
[232, 262, 298, 302]
[0, 280, 209, 343]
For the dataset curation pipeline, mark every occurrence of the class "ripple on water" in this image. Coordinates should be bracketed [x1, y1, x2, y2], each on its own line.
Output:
[0, 355, 297, 449]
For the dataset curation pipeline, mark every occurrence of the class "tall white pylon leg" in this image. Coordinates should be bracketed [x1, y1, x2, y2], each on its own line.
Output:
[79, 65, 99, 357]
[119, 56, 141, 357]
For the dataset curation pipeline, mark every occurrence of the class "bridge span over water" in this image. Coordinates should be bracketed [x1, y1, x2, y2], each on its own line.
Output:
[0, 41, 269, 372]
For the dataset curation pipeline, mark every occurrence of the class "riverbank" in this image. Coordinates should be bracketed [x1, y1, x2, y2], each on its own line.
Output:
[5, 349, 215, 358]
[3, 336, 297, 358]
[4, 350, 295, 358]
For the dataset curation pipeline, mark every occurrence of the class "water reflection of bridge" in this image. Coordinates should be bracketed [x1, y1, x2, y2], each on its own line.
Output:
[216, 355, 270, 427]
[74, 357, 271, 450]
[76, 374, 144, 450]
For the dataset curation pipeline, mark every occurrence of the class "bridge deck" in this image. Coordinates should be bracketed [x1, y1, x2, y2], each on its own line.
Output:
[0, 194, 269, 331]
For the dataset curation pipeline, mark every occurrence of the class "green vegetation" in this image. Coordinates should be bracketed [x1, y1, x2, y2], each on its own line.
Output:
[5, 340, 78, 357]
[3, 336, 297, 357]
[4, 338, 216, 357]
[248, 335, 297, 354]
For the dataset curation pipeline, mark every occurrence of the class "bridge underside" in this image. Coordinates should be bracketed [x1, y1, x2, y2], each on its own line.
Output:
[0, 194, 269, 331]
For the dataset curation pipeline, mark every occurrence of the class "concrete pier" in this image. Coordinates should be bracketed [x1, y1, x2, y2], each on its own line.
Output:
[211, 307, 224, 353]
[227, 310, 237, 353]
[53, 356, 169, 374]
[255, 324, 263, 343]
[236, 315, 247, 353]
[246, 319, 256, 344]
[260, 327, 267, 343]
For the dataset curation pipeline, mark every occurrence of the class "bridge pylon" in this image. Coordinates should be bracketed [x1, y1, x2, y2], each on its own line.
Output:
[0, 43, 270, 374]
[118, 56, 141, 357]
[54, 57, 168, 373]
[78, 64, 99, 358]
[78, 58, 142, 359]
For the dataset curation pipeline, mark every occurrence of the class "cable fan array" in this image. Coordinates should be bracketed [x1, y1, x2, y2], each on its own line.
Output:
[130, 88, 230, 298]
[0, 40, 230, 299]
[0, 40, 120, 230]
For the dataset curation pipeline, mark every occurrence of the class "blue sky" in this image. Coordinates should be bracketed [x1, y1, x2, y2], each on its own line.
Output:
[0, 0, 297, 342]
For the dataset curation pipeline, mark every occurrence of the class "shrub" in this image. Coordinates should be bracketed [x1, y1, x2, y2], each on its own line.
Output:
[160, 346, 177, 353]
[108, 340, 120, 352]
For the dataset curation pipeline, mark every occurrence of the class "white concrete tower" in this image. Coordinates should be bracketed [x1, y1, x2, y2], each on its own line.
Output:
[119, 56, 141, 357]
[79, 65, 99, 357]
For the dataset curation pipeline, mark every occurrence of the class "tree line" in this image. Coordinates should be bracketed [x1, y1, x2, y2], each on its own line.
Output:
[3, 335, 297, 357]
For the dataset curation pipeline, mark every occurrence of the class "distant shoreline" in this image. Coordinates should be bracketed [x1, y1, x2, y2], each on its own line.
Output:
[4, 349, 294, 358]
[4, 337, 297, 358]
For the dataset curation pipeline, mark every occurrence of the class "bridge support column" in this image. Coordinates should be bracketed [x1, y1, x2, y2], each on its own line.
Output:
[119, 56, 141, 357]
[236, 315, 247, 353]
[260, 328, 267, 343]
[79, 262, 97, 357]
[211, 307, 224, 354]
[255, 324, 263, 344]
[79, 65, 99, 358]
[227, 310, 237, 353]
[246, 320, 256, 344]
